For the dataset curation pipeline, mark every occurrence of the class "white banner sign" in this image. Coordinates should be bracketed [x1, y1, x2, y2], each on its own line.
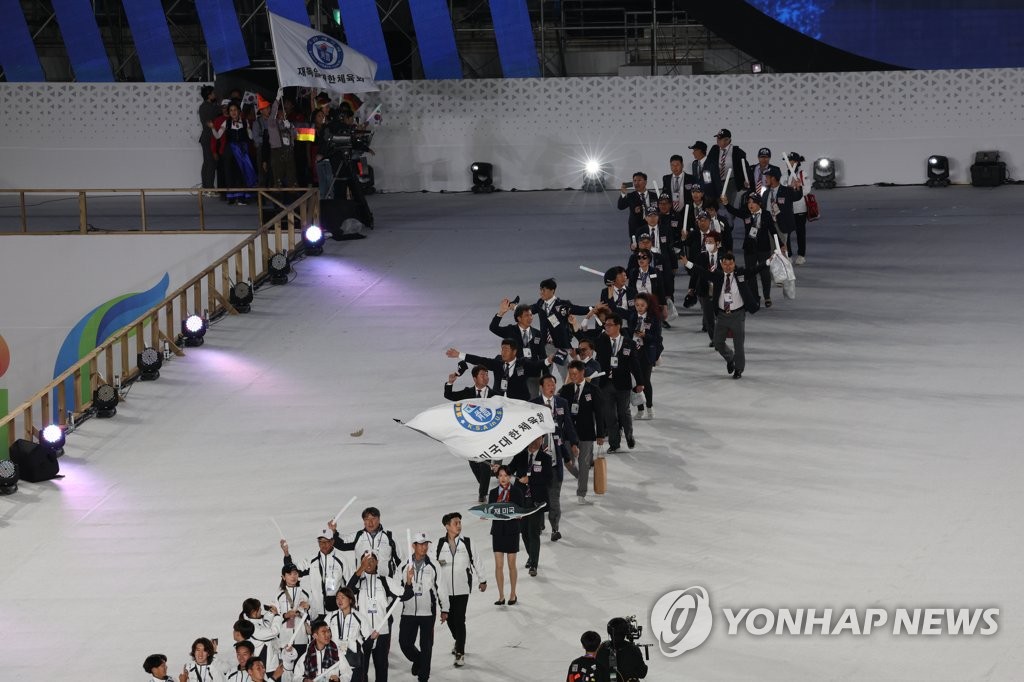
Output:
[268, 12, 379, 95]
[403, 397, 555, 462]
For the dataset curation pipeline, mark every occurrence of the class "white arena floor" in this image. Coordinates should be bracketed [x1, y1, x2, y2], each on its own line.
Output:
[1, 185, 1023, 680]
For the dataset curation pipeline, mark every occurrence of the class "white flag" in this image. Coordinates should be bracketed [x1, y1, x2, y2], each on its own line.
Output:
[403, 397, 555, 462]
[268, 11, 379, 95]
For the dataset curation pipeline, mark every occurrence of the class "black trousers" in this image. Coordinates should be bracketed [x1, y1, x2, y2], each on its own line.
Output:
[743, 248, 772, 301]
[446, 594, 469, 654]
[468, 461, 491, 500]
[601, 384, 633, 448]
[787, 213, 808, 256]
[359, 632, 390, 682]
[699, 296, 715, 340]
[521, 508, 543, 568]
[399, 615, 434, 681]
[200, 134, 216, 189]
[636, 358, 653, 409]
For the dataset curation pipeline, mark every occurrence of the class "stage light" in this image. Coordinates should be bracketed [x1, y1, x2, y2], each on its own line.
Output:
[302, 225, 325, 255]
[0, 459, 17, 495]
[813, 158, 837, 189]
[926, 155, 950, 187]
[39, 424, 65, 456]
[181, 314, 208, 347]
[137, 346, 162, 380]
[582, 158, 606, 192]
[269, 252, 291, 285]
[93, 383, 119, 418]
[229, 281, 253, 314]
[471, 162, 494, 193]
[751, 62, 764, 74]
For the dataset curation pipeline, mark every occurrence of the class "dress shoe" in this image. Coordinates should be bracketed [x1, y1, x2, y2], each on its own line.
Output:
[412, 662, 420, 676]
[662, 320, 671, 329]
[708, 341, 715, 347]
[477, 496, 485, 504]
[626, 437, 635, 449]
[733, 370, 743, 379]
[529, 567, 538, 577]
[726, 360, 735, 374]
[551, 531, 562, 542]
[764, 298, 773, 308]
[508, 596, 518, 605]
[494, 598, 506, 606]
[607, 447, 620, 454]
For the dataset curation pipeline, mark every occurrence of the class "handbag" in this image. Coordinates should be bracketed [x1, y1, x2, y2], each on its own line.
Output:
[805, 192, 820, 221]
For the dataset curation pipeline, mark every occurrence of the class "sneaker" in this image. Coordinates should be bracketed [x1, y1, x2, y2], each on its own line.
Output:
[551, 531, 562, 542]
[795, 255, 806, 265]
[577, 496, 592, 505]
[455, 654, 465, 667]
[648, 407, 656, 419]
[626, 437, 635, 449]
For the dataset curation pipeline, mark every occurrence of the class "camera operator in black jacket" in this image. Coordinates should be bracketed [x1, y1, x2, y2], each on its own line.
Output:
[595, 618, 648, 682]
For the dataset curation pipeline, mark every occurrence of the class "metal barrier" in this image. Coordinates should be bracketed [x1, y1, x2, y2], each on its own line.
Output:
[0, 187, 319, 447]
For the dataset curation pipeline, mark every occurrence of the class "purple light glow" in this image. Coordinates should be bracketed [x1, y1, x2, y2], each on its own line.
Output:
[305, 225, 324, 243]
[184, 315, 205, 333]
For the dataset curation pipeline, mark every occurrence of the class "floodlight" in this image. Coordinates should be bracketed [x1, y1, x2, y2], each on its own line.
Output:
[471, 162, 494, 193]
[751, 62, 764, 74]
[926, 155, 950, 187]
[93, 383, 119, 418]
[582, 158, 606, 192]
[230, 281, 253, 313]
[181, 314, 207, 347]
[0, 459, 17, 495]
[269, 252, 291, 285]
[302, 225, 325, 255]
[137, 346, 162, 380]
[813, 158, 836, 189]
[39, 424, 65, 456]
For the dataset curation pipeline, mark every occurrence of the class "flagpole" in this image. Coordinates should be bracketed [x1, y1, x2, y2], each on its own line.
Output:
[266, 10, 285, 100]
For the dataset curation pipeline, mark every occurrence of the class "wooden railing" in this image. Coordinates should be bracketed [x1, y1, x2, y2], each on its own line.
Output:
[0, 187, 313, 234]
[0, 188, 319, 448]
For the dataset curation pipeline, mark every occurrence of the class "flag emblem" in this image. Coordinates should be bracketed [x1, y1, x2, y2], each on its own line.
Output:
[454, 402, 503, 432]
[306, 35, 345, 69]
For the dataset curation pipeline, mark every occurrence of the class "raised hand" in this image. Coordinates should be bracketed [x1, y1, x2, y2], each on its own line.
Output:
[445, 347, 460, 359]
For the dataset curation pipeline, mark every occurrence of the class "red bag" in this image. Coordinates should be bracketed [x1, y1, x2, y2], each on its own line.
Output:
[805, 193, 820, 221]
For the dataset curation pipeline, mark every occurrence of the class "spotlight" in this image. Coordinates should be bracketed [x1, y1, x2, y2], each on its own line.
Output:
[302, 225, 325, 256]
[751, 62, 764, 74]
[39, 424, 65, 456]
[181, 314, 207, 347]
[229, 281, 253, 313]
[0, 459, 17, 495]
[582, 158, 606, 193]
[93, 383, 119, 418]
[813, 158, 836, 189]
[137, 346, 162, 380]
[269, 252, 290, 285]
[471, 162, 494, 193]
[926, 155, 950, 187]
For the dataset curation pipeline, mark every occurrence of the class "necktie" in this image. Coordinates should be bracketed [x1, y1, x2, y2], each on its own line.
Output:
[613, 337, 621, 355]
[672, 175, 680, 194]
[756, 168, 764, 193]
[498, 485, 509, 502]
[523, 329, 530, 346]
[576, 384, 582, 402]
[504, 362, 511, 379]
[724, 274, 732, 312]
[476, 389, 482, 398]
[615, 288, 625, 306]
[719, 150, 727, 183]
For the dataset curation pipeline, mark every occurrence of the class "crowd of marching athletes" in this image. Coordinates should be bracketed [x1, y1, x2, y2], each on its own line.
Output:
[140, 128, 810, 682]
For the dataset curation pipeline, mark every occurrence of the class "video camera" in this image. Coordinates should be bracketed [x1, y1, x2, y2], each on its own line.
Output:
[323, 118, 374, 157]
[624, 615, 643, 641]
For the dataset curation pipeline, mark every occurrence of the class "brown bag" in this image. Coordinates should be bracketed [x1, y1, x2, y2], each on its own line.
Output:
[593, 456, 607, 495]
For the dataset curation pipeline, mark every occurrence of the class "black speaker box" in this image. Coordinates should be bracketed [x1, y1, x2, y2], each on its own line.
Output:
[970, 163, 1006, 187]
[9, 439, 60, 482]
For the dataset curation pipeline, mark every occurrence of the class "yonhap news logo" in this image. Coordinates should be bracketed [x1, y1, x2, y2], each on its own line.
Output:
[650, 586, 999, 658]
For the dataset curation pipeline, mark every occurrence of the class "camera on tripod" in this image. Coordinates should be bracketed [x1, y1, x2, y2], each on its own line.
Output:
[324, 120, 374, 158]
[624, 615, 643, 641]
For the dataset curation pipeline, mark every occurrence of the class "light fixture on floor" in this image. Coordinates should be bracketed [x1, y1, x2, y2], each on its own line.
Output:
[582, 158, 606, 192]
[813, 158, 837, 189]
[269, 252, 290, 285]
[0, 459, 17, 495]
[93, 383, 119, 418]
[138, 346, 162, 380]
[471, 162, 494, 193]
[302, 225, 325, 255]
[926, 155, 950, 187]
[39, 424, 66, 456]
[230, 281, 253, 313]
[181, 314, 207, 347]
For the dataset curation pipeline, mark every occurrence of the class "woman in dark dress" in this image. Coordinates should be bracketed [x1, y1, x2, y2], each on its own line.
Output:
[488, 465, 524, 606]
[212, 102, 257, 205]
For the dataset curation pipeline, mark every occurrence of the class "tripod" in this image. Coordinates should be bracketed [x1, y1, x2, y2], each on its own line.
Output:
[327, 152, 374, 228]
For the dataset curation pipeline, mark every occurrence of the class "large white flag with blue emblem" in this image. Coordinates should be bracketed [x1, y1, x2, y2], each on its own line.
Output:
[403, 397, 555, 462]
[268, 12, 379, 94]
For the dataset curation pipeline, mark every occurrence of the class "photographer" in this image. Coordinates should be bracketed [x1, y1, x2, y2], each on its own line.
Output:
[595, 618, 648, 682]
[314, 95, 374, 228]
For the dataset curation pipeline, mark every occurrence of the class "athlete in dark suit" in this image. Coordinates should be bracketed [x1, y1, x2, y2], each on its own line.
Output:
[681, 251, 765, 379]
[685, 231, 725, 343]
[531, 377, 579, 541]
[488, 465, 525, 605]
[489, 302, 546, 360]
[617, 171, 659, 241]
[763, 167, 804, 236]
[447, 340, 547, 400]
[705, 128, 749, 200]
[721, 192, 783, 305]
[594, 316, 644, 452]
[531, 278, 593, 351]
[445, 365, 497, 503]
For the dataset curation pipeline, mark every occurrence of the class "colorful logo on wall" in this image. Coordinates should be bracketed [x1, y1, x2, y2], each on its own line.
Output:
[51, 274, 170, 421]
[0, 332, 9, 447]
